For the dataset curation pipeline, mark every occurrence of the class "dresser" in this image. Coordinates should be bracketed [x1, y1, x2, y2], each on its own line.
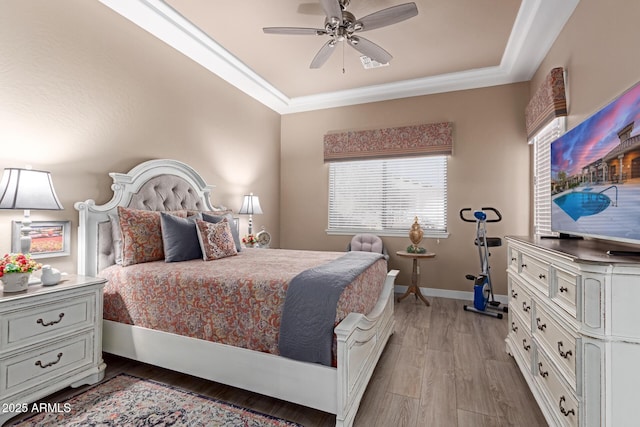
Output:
[505, 236, 640, 427]
[0, 275, 106, 425]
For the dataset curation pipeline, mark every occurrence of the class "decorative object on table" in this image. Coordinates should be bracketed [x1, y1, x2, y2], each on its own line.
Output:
[40, 264, 62, 286]
[11, 220, 71, 259]
[242, 234, 258, 248]
[0, 168, 63, 254]
[407, 216, 427, 253]
[6, 373, 303, 427]
[238, 192, 263, 235]
[256, 226, 271, 248]
[0, 253, 41, 292]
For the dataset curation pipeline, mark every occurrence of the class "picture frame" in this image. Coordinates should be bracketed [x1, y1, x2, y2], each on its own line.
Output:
[11, 220, 71, 259]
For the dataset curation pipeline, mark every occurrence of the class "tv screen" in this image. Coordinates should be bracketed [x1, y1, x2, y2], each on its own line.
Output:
[550, 81, 640, 245]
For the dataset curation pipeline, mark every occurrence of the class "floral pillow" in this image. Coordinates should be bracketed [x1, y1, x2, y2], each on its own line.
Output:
[117, 206, 187, 266]
[195, 219, 238, 261]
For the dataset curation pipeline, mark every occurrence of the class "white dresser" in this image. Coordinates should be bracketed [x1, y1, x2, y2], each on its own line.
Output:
[505, 236, 640, 427]
[0, 275, 106, 425]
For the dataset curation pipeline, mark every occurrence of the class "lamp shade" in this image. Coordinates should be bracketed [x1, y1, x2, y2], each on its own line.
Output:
[0, 168, 63, 210]
[238, 193, 263, 215]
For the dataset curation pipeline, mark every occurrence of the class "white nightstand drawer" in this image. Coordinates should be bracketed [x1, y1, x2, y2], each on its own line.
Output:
[1, 332, 94, 397]
[536, 350, 579, 427]
[2, 294, 95, 350]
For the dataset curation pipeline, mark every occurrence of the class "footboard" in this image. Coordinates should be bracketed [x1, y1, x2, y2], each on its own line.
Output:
[334, 269, 398, 427]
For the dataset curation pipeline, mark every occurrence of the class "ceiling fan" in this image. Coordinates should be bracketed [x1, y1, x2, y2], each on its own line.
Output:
[263, 0, 418, 69]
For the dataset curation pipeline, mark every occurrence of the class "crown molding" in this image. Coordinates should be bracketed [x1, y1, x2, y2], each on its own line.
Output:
[99, 0, 579, 115]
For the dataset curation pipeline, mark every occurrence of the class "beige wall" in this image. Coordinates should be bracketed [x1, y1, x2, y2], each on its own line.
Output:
[281, 83, 531, 294]
[0, 0, 281, 274]
[531, 0, 640, 131]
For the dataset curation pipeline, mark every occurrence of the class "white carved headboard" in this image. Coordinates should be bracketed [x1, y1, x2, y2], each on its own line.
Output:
[74, 159, 229, 276]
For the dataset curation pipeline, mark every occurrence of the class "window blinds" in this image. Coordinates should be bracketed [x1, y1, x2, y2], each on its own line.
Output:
[532, 117, 565, 236]
[328, 156, 447, 236]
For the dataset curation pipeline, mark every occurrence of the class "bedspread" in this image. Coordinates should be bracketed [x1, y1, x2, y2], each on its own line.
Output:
[100, 248, 387, 357]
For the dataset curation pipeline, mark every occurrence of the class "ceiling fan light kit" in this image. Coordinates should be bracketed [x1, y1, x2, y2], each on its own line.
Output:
[263, 0, 418, 69]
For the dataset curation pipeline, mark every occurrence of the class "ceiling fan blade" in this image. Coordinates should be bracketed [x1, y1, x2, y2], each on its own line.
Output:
[310, 40, 337, 68]
[320, 0, 343, 26]
[347, 36, 392, 64]
[358, 2, 418, 32]
[263, 27, 327, 35]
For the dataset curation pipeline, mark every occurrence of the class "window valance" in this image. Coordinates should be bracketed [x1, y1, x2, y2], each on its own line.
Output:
[525, 67, 567, 140]
[323, 122, 453, 162]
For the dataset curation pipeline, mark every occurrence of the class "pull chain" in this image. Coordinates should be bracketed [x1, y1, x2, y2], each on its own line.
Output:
[342, 42, 345, 74]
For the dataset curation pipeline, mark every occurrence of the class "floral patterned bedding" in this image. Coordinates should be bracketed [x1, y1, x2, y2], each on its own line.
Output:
[100, 248, 387, 356]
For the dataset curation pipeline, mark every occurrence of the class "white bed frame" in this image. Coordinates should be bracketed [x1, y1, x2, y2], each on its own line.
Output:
[74, 159, 398, 427]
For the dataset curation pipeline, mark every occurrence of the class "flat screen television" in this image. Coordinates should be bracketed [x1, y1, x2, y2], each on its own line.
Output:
[550, 80, 640, 247]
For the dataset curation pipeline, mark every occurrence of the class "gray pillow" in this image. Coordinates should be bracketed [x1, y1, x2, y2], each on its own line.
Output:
[160, 212, 203, 262]
[109, 213, 123, 265]
[202, 212, 242, 252]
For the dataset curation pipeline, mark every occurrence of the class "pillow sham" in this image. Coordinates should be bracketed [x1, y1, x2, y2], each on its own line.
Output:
[201, 212, 242, 252]
[118, 206, 187, 266]
[195, 219, 238, 261]
[160, 212, 203, 262]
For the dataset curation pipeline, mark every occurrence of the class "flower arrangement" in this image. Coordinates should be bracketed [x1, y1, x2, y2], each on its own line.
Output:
[242, 234, 258, 246]
[0, 253, 42, 278]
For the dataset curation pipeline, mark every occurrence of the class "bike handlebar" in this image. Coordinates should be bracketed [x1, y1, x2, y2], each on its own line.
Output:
[459, 207, 502, 223]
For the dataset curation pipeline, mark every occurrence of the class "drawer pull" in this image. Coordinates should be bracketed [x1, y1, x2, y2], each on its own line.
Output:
[536, 318, 547, 331]
[521, 263, 527, 269]
[35, 352, 63, 369]
[36, 313, 65, 327]
[559, 286, 568, 293]
[558, 341, 573, 359]
[511, 322, 518, 333]
[538, 273, 546, 279]
[511, 257, 517, 262]
[559, 396, 576, 417]
[538, 362, 549, 378]
[522, 302, 531, 313]
[522, 339, 530, 351]
[511, 290, 518, 299]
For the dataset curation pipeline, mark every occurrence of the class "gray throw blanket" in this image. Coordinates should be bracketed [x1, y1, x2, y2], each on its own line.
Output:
[279, 251, 385, 366]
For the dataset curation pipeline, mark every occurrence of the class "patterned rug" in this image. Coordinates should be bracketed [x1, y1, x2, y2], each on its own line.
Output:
[10, 374, 303, 427]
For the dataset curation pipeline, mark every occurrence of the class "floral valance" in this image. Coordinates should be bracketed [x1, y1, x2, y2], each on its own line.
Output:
[323, 122, 453, 162]
[525, 67, 567, 139]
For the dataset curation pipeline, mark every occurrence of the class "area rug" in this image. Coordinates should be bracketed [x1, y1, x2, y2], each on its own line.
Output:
[10, 373, 303, 427]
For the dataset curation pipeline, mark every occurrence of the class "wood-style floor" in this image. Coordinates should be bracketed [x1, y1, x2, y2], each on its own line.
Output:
[6, 296, 547, 427]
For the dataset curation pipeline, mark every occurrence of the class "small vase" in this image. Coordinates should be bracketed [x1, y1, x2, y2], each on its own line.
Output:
[1, 272, 31, 293]
[409, 216, 424, 250]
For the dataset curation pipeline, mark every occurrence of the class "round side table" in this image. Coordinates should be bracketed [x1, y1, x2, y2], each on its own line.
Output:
[395, 250, 436, 306]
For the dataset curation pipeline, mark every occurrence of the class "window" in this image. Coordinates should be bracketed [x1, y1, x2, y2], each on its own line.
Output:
[531, 117, 565, 236]
[328, 156, 448, 237]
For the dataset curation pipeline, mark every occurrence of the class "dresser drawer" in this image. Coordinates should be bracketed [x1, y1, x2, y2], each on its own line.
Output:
[509, 277, 533, 321]
[519, 252, 550, 295]
[1, 331, 94, 398]
[1, 294, 95, 351]
[536, 350, 579, 427]
[509, 310, 534, 370]
[552, 266, 580, 319]
[533, 302, 577, 388]
[508, 246, 520, 271]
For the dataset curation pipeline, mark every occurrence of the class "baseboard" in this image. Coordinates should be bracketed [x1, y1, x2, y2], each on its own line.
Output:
[394, 285, 509, 305]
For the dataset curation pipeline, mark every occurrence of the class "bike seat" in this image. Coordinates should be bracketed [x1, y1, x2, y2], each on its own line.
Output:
[475, 237, 502, 247]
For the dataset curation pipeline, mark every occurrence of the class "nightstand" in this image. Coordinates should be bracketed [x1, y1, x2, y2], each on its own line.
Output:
[0, 275, 106, 425]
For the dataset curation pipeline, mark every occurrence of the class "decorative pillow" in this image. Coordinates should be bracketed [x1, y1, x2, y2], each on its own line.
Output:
[109, 213, 123, 265]
[160, 212, 203, 262]
[118, 206, 187, 266]
[195, 219, 238, 261]
[202, 212, 242, 252]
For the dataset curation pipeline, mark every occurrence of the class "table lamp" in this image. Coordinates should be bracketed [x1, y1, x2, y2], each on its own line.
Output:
[0, 168, 64, 254]
[238, 192, 262, 235]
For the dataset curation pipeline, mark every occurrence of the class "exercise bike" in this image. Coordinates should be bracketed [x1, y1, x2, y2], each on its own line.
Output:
[459, 207, 508, 319]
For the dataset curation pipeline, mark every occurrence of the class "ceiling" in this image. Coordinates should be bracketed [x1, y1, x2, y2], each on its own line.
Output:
[98, 0, 579, 114]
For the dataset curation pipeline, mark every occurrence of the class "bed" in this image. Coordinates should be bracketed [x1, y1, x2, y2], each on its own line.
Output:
[74, 159, 398, 427]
